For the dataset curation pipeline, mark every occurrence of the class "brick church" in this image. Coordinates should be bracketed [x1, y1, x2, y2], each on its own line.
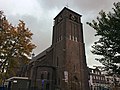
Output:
[28, 7, 90, 90]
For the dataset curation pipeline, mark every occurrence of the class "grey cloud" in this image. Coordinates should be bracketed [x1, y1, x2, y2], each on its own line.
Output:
[37, 0, 119, 14]
[21, 15, 52, 55]
[72, 0, 112, 10]
[7, 14, 52, 55]
[37, 0, 65, 10]
[3, 0, 120, 67]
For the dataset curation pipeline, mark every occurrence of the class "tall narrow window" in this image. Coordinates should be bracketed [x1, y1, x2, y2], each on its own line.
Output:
[41, 73, 44, 80]
[55, 28, 57, 42]
[74, 65, 77, 72]
[70, 23, 73, 40]
[61, 36, 63, 40]
[75, 37, 77, 42]
[72, 36, 74, 41]
[58, 78, 60, 85]
[69, 35, 72, 40]
[72, 23, 74, 41]
[47, 72, 50, 80]
[57, 57, 59, 67]
[74, 24, 76, 41]
[59, 24, 61, 41]
[74, 65, 75, 72]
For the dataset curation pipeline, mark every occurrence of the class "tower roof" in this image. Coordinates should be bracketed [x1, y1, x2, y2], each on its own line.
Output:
[54, 7, 82, 20]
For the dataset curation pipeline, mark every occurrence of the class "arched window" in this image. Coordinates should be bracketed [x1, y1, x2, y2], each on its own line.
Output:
[47, 72, 50, 80]
[57, 57, 59, 67]
[58, 78, 60, 85]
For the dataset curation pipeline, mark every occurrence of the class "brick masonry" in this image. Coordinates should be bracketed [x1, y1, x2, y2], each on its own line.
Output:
[28, 7, 90, 90]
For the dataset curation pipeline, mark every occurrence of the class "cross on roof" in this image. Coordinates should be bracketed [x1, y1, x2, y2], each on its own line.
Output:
[66, 0, 69, 8]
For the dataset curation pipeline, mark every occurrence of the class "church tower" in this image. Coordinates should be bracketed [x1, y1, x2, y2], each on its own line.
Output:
[52, 7, 89, 90]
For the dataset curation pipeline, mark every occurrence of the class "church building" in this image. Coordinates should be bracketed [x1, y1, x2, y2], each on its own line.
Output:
[28, 7, 90, 90]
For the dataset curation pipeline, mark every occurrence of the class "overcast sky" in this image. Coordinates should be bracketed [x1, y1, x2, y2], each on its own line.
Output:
[0, 0, 119, 67]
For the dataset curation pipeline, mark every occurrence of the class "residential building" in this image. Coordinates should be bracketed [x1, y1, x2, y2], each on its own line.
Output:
[89, 67, 120, 90]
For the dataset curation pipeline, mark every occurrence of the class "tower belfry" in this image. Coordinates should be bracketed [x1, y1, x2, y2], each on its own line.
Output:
[29, 7, 90, 90]
[52, 7, 89, 90]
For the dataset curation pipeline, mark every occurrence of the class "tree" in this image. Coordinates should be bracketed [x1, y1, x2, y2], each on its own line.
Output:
[0, 11, 36, 84]
[87, 2, 120, 75]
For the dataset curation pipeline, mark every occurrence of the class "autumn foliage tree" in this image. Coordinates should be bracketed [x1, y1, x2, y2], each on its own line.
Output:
[87, 2, 120, 75]
[0, 11, 36, 84]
